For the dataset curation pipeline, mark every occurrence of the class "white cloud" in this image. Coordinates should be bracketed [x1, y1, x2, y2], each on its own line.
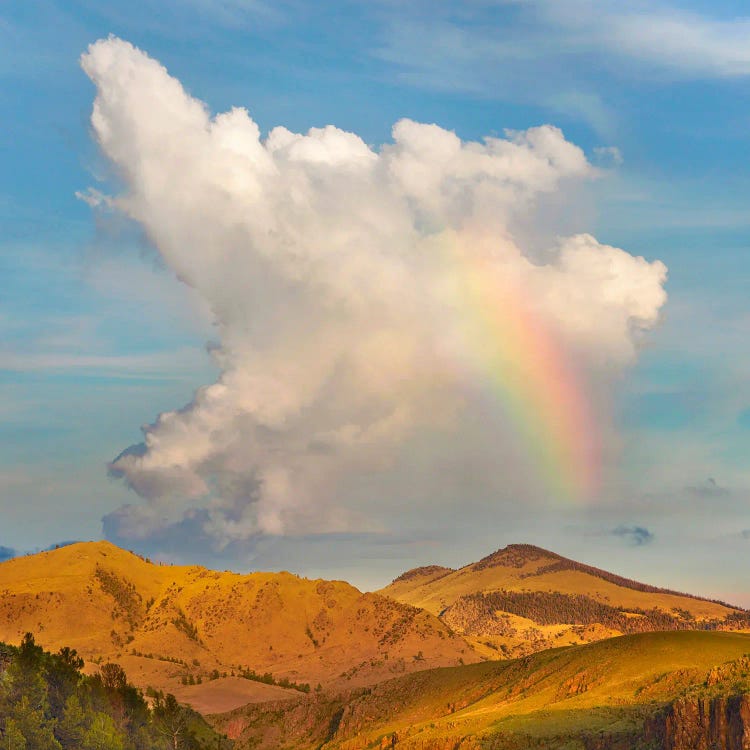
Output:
[593, 146, 623, 168]
[81, 37, 667, 546]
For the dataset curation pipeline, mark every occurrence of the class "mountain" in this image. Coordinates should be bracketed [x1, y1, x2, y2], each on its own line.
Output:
[0, 541, 477, 714]
[5, 539, 750, 746]
[210, 630, 750, 749]
[378, 544, 749, 658]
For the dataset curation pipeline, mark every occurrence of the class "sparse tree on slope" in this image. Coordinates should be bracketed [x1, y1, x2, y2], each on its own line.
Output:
[153, 694, 189, 750]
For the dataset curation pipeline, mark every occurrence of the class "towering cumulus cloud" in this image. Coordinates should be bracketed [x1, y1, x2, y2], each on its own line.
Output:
[81, 37, 667, 546]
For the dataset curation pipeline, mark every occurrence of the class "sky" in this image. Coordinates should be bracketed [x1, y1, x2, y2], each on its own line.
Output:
[2, 0, 750, 602]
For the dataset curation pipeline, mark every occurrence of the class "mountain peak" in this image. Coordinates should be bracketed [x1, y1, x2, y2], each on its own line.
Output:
[1, 539, 150, 570]
[471, 543, 559, 571]
[379, 541, 747, 662]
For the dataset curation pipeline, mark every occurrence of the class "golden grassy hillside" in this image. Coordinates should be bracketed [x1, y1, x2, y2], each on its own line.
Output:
[0, 541, 477, 712]
[378, 544, 748, 658]
[213, 630, 750, 749]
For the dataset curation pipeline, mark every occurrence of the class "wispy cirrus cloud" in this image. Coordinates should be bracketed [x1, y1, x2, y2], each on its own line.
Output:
[593, 7, 750, 77]
[379, 1, 750, 80]
[0, 348, 208, 379]
[374, 1, 750, 133]
[180, 0, 281, 26]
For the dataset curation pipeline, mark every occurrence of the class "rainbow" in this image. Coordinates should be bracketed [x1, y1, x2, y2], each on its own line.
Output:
[443, 235, 599, 504]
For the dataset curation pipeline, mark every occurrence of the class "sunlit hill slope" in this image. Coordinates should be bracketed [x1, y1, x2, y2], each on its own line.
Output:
[213, 630, 750, 749]
[0, 541, 476, 712]
[379, 543, 749, 658]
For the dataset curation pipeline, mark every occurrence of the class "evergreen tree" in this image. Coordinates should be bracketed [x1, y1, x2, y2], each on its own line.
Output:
[2, 717, 26, 750]
[0, 633, 227, 750]
[45, 648, 83, 719]
[55, 694, 86, 748]
[7, 696, 61, 750]
[82, 713, 124, 750]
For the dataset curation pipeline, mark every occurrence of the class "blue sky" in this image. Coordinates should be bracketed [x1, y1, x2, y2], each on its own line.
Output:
[2, 1, 750, 599]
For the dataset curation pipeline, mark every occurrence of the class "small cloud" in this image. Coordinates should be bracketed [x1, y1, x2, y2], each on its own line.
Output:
[545, 91, 616, 136]
[612, 525, 654, 546]
[74, 188, 112, 208]
[593, 146, 623, 168]
[0, 546, 16, 562]
[686, 477, 730, 499]
[741, 530, 750, 540]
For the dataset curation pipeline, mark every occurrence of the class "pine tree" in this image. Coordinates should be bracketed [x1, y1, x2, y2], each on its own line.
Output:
[7, 695, 61, 750]
[2, 718, 26, 750]
[82, 713, 124, 750]
[55, 694, 86, 748]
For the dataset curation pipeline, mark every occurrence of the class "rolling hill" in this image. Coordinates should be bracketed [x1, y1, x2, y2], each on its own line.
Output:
[0, 541, 477, 713]
[211, 630, 750, 749]
[378, 544, 750, 658]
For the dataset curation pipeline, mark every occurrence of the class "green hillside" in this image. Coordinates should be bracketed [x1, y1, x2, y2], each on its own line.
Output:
[212, 631, 750, 749]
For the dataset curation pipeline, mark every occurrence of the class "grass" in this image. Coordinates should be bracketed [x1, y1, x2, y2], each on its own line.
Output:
[215, 631, 750, 749]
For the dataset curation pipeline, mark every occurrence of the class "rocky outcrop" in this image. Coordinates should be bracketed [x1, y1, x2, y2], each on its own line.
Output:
[646, 695, 750, 749]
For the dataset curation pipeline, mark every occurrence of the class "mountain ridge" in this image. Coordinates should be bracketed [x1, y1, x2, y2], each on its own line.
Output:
[4, 538, 750, 720]
[472, 543, 743, 607]
[0, 540, 477, 714]
[379, 543, 749, 659]
[395, 543, 744, 610]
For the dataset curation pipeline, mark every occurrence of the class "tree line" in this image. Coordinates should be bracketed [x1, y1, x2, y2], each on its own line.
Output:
[0, 633, 231, 749]
[446, 590, 750, 635]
